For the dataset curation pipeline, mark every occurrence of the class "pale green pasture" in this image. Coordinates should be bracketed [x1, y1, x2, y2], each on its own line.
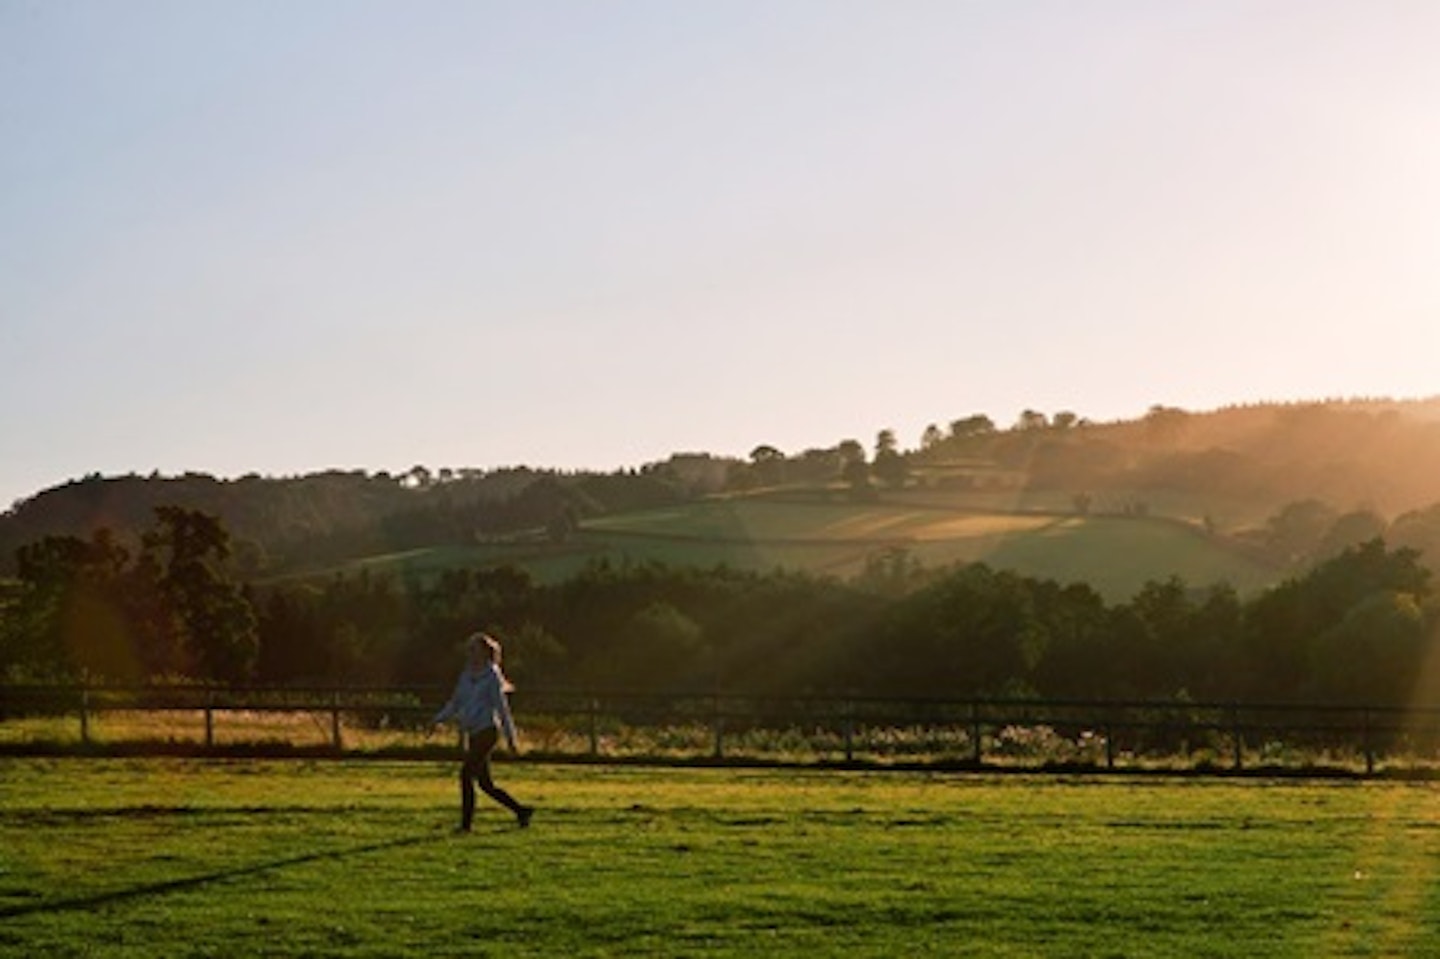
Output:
[983, 516, 1278, 600]
[581, 497, 1049, 543]
[313, 498, 1277, 601]
[581, 500, 1274, 599]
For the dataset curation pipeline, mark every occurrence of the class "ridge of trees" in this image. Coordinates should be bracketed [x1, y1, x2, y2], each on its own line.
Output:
[4, 505, 1438, 708]
[4, 397, 1440, 583]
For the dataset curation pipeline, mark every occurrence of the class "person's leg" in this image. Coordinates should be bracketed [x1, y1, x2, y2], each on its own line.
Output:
[471, 727, 532, 824]
[458, 733, 482, 831]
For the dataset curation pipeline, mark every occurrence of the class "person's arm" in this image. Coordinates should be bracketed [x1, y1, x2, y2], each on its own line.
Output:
[432, 675, 463, 726]
[494, 675, 518, 752]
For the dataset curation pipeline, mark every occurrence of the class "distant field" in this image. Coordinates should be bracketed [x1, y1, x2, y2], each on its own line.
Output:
[311, 491, 1279, 601]
[4, 759, 1440, 957]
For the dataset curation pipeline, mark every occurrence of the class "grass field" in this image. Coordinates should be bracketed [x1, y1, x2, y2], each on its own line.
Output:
[5, 760, 1440, 957]
[312, 492, 1279, 602]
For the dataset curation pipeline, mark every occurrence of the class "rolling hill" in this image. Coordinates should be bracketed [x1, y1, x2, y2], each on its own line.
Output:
[6, 397, 1440, 599]
[298, 489, 1281, 602]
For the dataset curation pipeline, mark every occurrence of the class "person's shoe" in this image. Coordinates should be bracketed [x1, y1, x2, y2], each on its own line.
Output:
[453, 824, 471, 834]
[516, 806, 535, 828]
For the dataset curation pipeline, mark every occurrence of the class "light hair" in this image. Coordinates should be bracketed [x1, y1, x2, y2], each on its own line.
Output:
[466, 632, 502, 662]
[466, 632, 514, 691]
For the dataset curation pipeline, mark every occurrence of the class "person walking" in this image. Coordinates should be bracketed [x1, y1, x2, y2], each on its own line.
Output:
[432, 632, 534, 830]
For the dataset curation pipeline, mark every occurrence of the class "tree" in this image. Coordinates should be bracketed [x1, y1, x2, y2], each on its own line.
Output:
[1015, 410, 1049, 431]
[749, 445, 786, 487]
[872, 430, 907, 488]
[1310, 590, 1426, 704]
[874, 430, 897, 458]
[1112, 577, 1194, 696]
[1243, 539, 1431, 700]
[724, 460, 758, 492]
[1182, 584, 1246, 700]
[1391, 503, 1440, 568]
[949, 415, 995, 442]
[837, 439, 870, 492]
[1264, 500, 1339, 565]
[870, 564, 1051, 697]
[1315, 510, 1387, 562]
[920, 424, 944, 451]
[599, 601, 710, 690]
[872, 448, 908, 489]
[2, 512, 262, 682]
[5, 531, 140, 680]
[853, 546, 925, 598]
[504, 622, 568, 686]
[788, 448, 842, 485]
[254, 587, 326, 682]
[143, 507, 258, 682]
[837, 438, 865, 465]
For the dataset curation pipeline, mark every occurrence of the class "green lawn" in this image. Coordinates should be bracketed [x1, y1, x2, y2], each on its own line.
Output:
[4, 760, 1440, 956]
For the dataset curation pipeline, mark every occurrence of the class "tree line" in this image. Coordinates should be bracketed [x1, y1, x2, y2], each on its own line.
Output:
[0, 463, 718, 578]
[7, 399, 1440, 586]
[3, 506, 1438, 707]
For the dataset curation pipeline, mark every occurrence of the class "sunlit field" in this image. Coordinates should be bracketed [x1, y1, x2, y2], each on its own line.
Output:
[5, 760, 1440, 957]
[302, 492, 1278, 601]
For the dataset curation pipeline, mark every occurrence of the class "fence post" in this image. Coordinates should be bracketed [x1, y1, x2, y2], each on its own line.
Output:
[970, 701, 983, 765]
[712, 694, 724, 760]
[1105, 707, 1116, 770]
[1230, 704, 1243, 771]
[331, 691, 343, 751]
[79, 685, 90, 745]
[588, 697, 600, 757]
[204, 691, 215, 749]
[1362, 709, 1374, 776]
[843, 700, 854, 763]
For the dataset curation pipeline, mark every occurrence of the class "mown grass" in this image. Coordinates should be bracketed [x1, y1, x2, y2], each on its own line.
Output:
[4, 760, 1440, 957]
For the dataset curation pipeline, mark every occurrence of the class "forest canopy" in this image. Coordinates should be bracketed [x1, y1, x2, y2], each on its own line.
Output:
[3, 506, 1438, 708]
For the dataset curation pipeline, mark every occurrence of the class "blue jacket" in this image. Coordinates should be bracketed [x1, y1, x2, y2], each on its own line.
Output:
[433, 664, 518, 748]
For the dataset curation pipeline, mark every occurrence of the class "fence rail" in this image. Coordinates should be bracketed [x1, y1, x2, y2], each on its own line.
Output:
[4, 684, 1440, 774]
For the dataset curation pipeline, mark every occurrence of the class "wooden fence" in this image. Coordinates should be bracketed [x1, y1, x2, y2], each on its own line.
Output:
[4, 684, 1440, 774]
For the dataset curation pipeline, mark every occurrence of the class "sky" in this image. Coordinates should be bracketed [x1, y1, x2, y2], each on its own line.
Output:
[3, 0, 1439, 508]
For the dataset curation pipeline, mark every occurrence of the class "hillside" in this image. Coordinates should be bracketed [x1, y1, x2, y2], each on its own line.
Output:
[4, 397, 1440, 594]
[1017, 398, 1440, 518]
[296, 489, 1280, 602]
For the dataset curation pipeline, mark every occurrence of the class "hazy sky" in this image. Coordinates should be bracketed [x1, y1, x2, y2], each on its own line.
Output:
[4, 1, 1439, 508]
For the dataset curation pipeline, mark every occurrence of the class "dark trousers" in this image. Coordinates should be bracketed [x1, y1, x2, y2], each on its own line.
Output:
[461, 726, 522, 829]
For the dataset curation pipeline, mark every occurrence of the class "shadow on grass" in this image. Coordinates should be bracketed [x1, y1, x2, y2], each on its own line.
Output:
[0, 830, 449, 919]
